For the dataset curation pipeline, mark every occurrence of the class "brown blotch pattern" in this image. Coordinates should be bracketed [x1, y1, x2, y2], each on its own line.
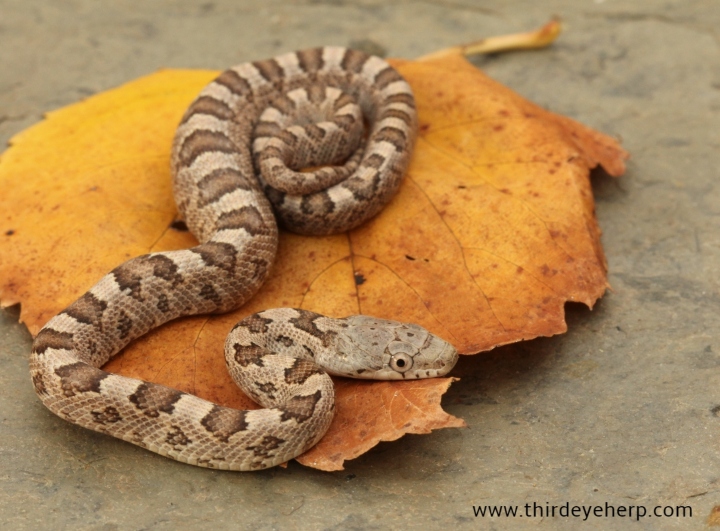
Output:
[245, 257, 271, 284]
[257, 381, 278, 399]
[236, 313, 274, 334]
[379, 107, 414, 127]
[216, 206, 268, 235]
[166, 425, 192, 448]
[276, 335, 294, 347]
[284, 358, 324, 385]
[199, 283, 222, 307]
[279, 390, 323, 424]
[63, 292, 107, 327]
[289, 309, 337, 347]
[254, 120, 283, 138]
[201, 406, 249, 442]
[275, 129, 299, 148]
[333, 92, 356, 112]
[197, 167, 253, 208]
[111, 254, 182, 301]
[54, 362, 108, 397]
[214, 69, 252, 98]
[91, 406, 122, 424]
[246, 435, 285, 459]
[263, 184, 286, 206]
[112, 259, 145, 300]
[31, 372, 47, 395]
[255, 146, 283, 165]
[303, 124, 327, 143]
[182, 95, 235, 123]
[385, 92, 416, 108]
[296, 47, 324, 73]
[252, 58, 285, 82]
[364, 153, 386, 170]
[343, 172, 381, 201]
[302, 345, 315, 359]
[340, 48, 370, 74]
[300, 191, 335, 217]
[129, 382, 184, 417]
[156, 293, 170, 313]
[147, 255, 183, 286]
[374, 126, 407, 151]
[232, 343, 266, 367]
[268, 93, 297, 116]
[190, 241, 237, 274]
[116, 310, 133, 339]
[374, 66, 402, 89]
[179, 129, 236, 167]
[334, 114, 357, 133]
[33, 328, 74, 355]
[306, 84, 326, 105]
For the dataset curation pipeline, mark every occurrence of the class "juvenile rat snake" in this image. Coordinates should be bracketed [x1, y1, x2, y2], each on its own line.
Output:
[29, 47, 458, 471]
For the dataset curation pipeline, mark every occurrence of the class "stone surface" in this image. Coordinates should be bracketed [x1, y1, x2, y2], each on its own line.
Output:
[1, 0, 719, 528]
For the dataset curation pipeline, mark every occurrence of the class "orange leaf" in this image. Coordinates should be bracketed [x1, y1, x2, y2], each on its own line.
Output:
[297, 378, 464, 471]
[0, 53, 626, 470]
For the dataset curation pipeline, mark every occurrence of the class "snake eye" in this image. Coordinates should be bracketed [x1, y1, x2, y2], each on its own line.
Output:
[390, 353, 413, 373]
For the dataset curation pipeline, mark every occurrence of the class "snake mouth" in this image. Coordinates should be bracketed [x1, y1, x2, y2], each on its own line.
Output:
[434, 343, 459, 377]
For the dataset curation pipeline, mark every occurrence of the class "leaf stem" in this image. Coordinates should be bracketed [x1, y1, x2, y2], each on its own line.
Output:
[417, 19, 562, 62]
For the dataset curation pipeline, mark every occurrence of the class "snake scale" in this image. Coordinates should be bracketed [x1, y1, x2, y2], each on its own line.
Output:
[29, 47, 458, 471]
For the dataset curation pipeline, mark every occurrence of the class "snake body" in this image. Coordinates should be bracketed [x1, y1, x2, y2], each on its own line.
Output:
[28, 47, 458, 471]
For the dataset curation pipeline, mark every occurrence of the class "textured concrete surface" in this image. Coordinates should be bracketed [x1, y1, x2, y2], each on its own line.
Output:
[1, 1, 719, 529]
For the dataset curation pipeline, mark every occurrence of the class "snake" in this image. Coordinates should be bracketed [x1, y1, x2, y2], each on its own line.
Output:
[28, 47, 458, 471]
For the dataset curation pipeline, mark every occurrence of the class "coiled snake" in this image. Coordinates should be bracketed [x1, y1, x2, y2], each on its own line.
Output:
[29, 47, 458, 471]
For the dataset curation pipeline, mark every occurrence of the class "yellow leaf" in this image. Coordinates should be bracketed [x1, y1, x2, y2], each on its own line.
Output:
[0, 53, 626, 470]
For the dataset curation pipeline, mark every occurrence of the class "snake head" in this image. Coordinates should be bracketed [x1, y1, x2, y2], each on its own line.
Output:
[334, 316, 458, 380]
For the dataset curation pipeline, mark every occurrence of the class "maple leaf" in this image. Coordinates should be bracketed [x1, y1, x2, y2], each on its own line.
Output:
[0, 41, 626, 471]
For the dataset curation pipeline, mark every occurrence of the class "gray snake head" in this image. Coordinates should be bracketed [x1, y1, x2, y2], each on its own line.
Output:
[330, 315, 459, 380]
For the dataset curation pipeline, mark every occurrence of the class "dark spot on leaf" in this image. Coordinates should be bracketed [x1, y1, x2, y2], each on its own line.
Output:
[5, 229, 14, 236]
[170, 220, 188, 232]
[405, 255, 416, 261]
[354, 273, 366, 285]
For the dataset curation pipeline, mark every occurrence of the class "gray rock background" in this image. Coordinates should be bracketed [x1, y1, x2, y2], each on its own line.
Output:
[1, 1, 718, 529]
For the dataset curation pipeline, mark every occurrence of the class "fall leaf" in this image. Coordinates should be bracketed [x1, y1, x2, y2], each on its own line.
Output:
[296, 378, 462, 470]
[0, 49, 626, 470]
